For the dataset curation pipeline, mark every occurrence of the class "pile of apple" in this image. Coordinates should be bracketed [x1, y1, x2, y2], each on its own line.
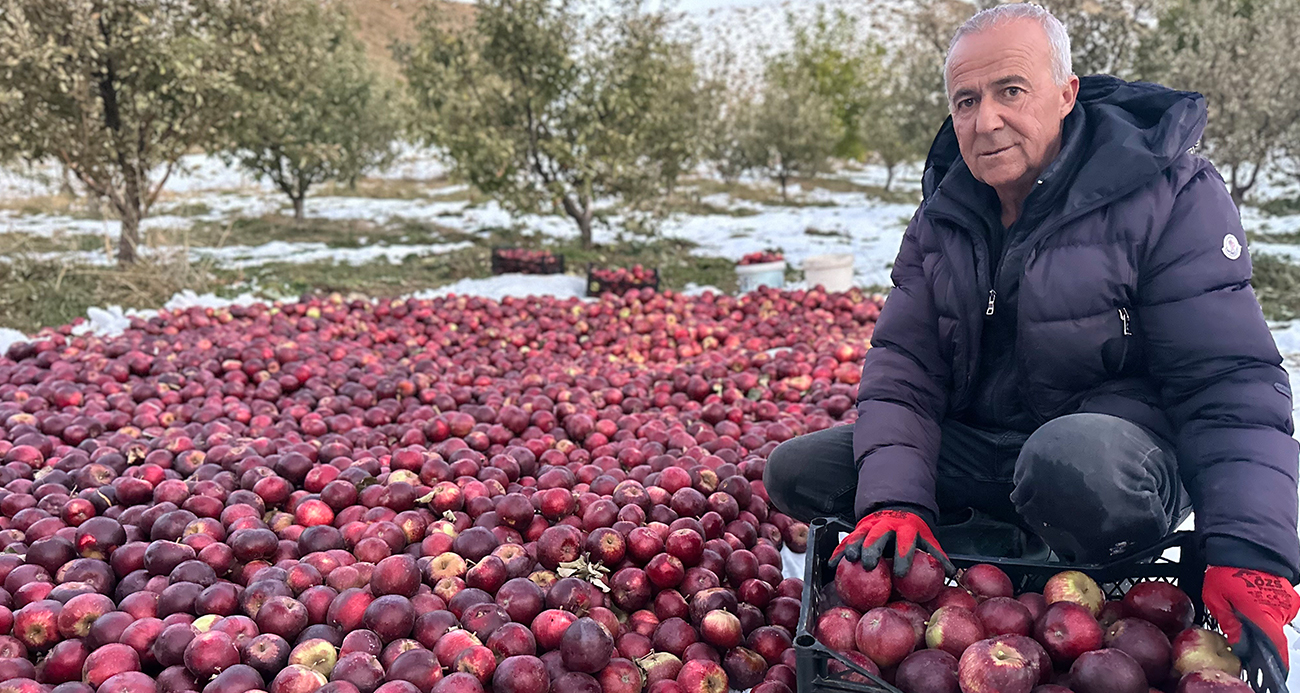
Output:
[736, 254, 782, 267]
[0, 285, 884, 693]
[492, 249, 563, 275]
[823, 553, 1254, 693]
[588, 267, 658, 297]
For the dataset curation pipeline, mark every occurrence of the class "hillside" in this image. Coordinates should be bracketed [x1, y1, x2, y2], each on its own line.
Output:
[342, 0, 475, 80]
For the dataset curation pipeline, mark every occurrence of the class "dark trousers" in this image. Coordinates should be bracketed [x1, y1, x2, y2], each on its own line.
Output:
[764, 413, 1192, 563]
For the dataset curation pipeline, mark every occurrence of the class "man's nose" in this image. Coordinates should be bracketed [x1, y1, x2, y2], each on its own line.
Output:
[975, 97, 1005, 134]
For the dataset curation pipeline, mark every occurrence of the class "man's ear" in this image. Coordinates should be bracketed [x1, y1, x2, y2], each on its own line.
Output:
[1060, 74, 1080, 117]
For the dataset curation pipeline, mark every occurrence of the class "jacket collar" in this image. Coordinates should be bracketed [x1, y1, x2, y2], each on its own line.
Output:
[919, 74, 1207, 230]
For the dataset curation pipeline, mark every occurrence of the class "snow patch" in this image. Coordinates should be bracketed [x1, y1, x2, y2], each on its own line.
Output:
[0, 328, 28, 355]
[409, 273, 590, 302]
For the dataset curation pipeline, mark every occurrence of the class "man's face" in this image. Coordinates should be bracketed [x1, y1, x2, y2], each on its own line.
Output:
[946, 18, 1079, 194]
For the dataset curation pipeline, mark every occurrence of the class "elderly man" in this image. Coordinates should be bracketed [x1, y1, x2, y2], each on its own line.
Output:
[765, 2, 1300, 666]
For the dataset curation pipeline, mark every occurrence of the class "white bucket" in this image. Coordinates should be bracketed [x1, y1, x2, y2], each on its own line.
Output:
[735, 260, 786, 293]
[802, 253, 855, 292]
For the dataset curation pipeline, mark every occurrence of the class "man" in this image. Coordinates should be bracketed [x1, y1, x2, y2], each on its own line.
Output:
[765, 2, 1300, 667]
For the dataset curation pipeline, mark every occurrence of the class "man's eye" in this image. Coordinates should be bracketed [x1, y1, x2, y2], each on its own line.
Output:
[958, 99, 974, 109]
[1006, 86, 1023, 96]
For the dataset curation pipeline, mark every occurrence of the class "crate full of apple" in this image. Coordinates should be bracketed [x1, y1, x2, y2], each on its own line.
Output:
[795, 518, 1286, 693]
[586, 264, 660, 297]
[490, 247, 566, 275]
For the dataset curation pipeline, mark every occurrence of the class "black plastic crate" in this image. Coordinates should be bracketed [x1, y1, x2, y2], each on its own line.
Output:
[585, 262, 660, 297]
[795, 516, 1288, 693]
[489, 247, 565, 275]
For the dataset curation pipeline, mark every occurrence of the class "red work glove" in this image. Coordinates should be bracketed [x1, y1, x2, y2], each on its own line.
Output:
[1203, 566, 1300, 669]
[829, 509, 956, 578]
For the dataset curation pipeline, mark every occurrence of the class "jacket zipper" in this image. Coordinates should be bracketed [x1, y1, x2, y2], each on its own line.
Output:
[1118, 307, 1132, 336]
[986, 290, 997, 316]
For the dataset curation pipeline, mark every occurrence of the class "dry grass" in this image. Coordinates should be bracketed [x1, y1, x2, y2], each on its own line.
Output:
[0, 251, 220, 332]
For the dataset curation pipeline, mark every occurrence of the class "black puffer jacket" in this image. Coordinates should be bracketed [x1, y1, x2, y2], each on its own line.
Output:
[852, 75, 1300, 580]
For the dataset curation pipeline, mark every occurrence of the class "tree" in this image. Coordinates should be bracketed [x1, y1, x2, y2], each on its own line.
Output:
[860, 40, 949, 192]
[751, 64, 845, 201]
[1037, 0, 1161, 80]
[224, 0, 401, 222]
[0, 0, 257, 264]
[399, 0, 707, 248]
[1140, 0, 1300, 206]
[774, 5, 886, 161]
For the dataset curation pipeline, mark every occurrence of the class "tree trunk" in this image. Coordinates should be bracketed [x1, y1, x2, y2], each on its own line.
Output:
[118, 207, 140, 265]
[560, 192, 594, 248]
[884, 164, 895, 193]
[292, 195, 305, 222]
[779, 172, 788, 202]
[577, 213, 593, 248]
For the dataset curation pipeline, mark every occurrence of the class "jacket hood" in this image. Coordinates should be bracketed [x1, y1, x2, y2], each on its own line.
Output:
[920, 74, 1208, 210]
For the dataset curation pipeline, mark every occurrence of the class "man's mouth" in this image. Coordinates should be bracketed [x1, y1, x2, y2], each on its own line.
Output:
[980, 145, 1013, 157]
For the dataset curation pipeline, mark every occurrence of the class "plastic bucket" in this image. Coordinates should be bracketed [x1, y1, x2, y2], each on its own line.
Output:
[735, 260, 786, 293]
[802, 254, 854, 292]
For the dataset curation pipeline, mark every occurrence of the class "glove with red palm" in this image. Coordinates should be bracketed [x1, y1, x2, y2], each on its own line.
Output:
[1203, 566, 1300, 670]
[829, 509, 956, 578]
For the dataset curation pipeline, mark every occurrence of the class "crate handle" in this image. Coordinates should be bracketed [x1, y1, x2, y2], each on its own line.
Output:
[1238, 618, 1290, 692]
[796, 634, 906, 693]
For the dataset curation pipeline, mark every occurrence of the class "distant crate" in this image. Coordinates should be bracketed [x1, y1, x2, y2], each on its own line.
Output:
[490, 247, 565, 275]
[586, 263, 660, 297]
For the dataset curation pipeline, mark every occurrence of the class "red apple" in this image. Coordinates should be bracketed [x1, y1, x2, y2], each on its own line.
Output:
[957, 636, 1037, 693]
[1034, 601, 1102, 667]
[1043, 571, 1104, 618]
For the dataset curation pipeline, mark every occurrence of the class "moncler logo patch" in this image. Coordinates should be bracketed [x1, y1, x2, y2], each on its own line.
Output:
[1222, 233, 1242, 260]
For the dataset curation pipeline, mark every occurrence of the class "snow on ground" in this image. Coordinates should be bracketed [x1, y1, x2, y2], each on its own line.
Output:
[409, 273, 590, 303]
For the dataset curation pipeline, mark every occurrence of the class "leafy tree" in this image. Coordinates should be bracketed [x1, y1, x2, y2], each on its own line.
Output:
[1140, 0, 1300, 206]
[1038, 0, 1161, 80]
[224, 0, 401, 222]
[0, 0, 257, 264]
[400, 0, 707, 247]
[860, 41, 949, 191]
[773, 5, 885, 161]
[698, 79, 765, 184]
[751, 64, 845, 201]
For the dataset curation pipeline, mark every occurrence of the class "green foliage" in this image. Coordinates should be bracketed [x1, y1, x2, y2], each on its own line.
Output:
[223, 0, 402, 221]
[1037, 0, 1161, 80]
[770, 6, 885, 160]
[751, 66, 845, 201]
[399, 0, 709, 247]
[1141, 0, 1300, 205]
[860, 39, 948, 191]
[0, 0, 259, 264]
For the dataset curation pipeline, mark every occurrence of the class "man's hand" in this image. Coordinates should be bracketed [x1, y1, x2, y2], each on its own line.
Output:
[829, 509, 956, 578]
[1203, 566, 1300, 669]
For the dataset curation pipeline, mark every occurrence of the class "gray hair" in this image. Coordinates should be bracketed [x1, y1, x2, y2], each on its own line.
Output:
[943, 3, 1073, 101]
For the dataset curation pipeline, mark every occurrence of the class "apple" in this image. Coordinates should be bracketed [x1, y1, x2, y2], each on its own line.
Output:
[1043, 571, 1104, 618]
[834, 559, 891, 612]
[957, 636, 1037, 693]
[854, 607, 915, 668]
[975, 596, 1034, 636]
[925, 605, 985, 658]
[1104, 617, 1171, 685]
[1068, 648, 1147, 693]
[815, 606, 861, 652]
[958, 564, 1014, 601]
[895, 649, 959, 693]
[1121, 582, 1195, 637]
[1033, 601, 1101, 669]
[1171, 628, 1241, 678]
[894, 551, 946, 603]
[1175, 669, 1253, 692]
